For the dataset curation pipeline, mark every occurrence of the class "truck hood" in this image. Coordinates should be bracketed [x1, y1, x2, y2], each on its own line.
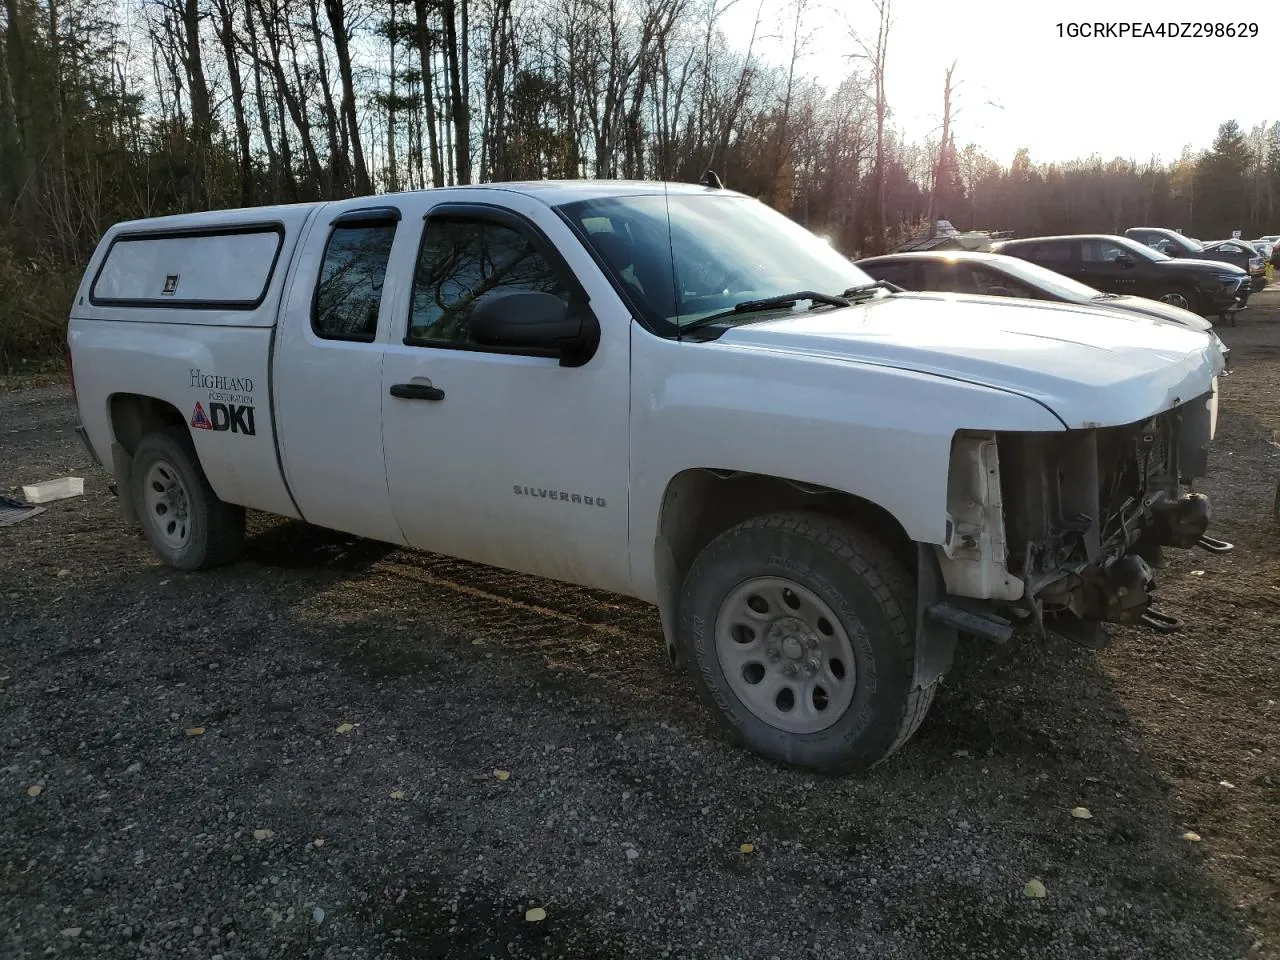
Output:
[715, 292, 1222, 429]
[1162, 256, 1247, 276]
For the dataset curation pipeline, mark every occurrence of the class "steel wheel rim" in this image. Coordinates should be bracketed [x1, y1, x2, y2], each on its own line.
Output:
[142, 459, 191, 550]
[714, 576, 857, 734]
[1159, 292, 1191, 310]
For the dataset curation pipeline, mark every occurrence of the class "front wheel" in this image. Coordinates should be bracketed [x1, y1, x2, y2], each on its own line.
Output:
[678, 511, 937, 772]
[1157, 288, 1196, 312]
[131, 426, 245, 571]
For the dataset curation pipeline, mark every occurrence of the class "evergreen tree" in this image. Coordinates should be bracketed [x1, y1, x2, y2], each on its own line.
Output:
[1194, 120, 1251, 238]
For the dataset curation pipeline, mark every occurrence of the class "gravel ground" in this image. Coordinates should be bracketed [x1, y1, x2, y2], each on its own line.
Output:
[3, 294, 1278, 960]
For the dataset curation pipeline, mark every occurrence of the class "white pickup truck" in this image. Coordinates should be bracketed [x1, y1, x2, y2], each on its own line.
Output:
[67, 180, 1227, 772]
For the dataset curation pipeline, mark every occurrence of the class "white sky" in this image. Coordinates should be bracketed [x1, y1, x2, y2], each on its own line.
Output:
[719, 0, 1280, 166]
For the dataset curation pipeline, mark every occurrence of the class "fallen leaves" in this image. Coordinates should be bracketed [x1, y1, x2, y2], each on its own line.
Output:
[59, 927, 82, 938]
[185, 727, 205, 737]
[26, 784, 41, 797]
[1183, 831, 1202, 842]
[1023, 878, 1047, 899]
[312, 838, 325, 848]
[493, 769, 510, 781]
[390, 790, 406, 801]
[1070, 806, 1093, 820]
[1219, 780, 1235, 789]
[253, 829, 274, 841]
[335, 723, 354, 734]
[525, 907, 547, 922]
[739, 842, 755, 854]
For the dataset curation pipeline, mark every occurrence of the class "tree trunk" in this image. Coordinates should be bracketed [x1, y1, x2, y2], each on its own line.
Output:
[243, 4, 282, 200]
[309, 0, 344, 195]
[215, 0, 255, 204]
[326, 0, 372, 194]
[386, 0, 399, 192]
[413, 0, 444, 187]
[442, 0, 470, 184]
[180, 0, 212, 205]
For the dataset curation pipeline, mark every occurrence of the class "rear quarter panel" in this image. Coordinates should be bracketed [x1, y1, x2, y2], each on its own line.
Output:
[69, 320, 299, 519]
[68, 203, 321, 519]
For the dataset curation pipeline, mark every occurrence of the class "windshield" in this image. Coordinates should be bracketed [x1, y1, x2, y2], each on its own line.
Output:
[985, 256, 1105, 299]
[556, 194, 875, 333]
[1116, 235, 1171, 262]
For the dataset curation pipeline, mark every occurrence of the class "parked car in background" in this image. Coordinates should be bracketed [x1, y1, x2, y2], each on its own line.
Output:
[855, 250, 1229, 364]
[990, 234, 1252, 322]
[1125, 227, 1267, 292]
[1259, 235, 1280, 269]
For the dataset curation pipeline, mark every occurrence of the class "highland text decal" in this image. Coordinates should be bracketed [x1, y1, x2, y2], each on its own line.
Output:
[513, 485, 606, 507]
[189, 367, 255, 407]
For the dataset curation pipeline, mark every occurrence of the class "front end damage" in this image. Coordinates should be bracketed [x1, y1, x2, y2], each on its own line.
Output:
[931, 384, 1226, 644]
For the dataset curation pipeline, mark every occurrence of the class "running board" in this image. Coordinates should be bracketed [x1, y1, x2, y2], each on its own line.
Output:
[926, 600, 1014, 644]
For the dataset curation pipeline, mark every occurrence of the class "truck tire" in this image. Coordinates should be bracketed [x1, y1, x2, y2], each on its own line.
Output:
[678, 511, 935, 773]
[131, 425, 245, 571]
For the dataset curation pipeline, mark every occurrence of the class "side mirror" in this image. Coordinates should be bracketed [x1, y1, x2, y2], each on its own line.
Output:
[470, 289, 600, 367]
[1114, 254, 1134, 268]
[987, 286, 1014, 297]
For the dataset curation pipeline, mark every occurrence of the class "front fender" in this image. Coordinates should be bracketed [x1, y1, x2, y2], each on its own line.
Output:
[627, 332, 1065, 601]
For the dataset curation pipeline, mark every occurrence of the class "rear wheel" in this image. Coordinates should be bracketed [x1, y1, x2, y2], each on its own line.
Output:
[678, 511, 936, 773]
[131, 426, 245, 571]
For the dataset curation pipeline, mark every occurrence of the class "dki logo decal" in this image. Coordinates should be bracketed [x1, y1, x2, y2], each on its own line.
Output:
[191, 401, 256, 436]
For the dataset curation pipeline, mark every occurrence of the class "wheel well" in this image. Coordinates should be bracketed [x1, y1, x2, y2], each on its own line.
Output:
[653, 469, 914, 663]
[109, 394, 186, 455]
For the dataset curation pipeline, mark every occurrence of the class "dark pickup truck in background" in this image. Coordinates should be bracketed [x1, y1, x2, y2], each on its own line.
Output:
[990, 234, 1252, 323]
[1125, 227, 1267, 293]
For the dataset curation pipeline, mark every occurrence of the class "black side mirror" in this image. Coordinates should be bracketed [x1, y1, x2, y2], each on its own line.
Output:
[470, 289, 600, 367]
[1114, 254, 1134, 268]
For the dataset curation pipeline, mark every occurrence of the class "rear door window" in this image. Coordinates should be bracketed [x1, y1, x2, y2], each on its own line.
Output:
[313, 221, 398, 341]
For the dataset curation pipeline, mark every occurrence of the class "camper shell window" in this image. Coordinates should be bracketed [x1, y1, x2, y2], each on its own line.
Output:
[89, 224, 285, 309]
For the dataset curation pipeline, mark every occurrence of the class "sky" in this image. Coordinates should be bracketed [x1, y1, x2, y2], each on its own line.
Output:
[717, 0, 1280, 167]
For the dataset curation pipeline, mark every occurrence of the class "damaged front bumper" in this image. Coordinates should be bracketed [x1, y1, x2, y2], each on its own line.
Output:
[930, 386, 1226, 639]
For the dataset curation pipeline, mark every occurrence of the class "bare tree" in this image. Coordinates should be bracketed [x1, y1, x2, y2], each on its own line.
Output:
[849, 0, 891, 253]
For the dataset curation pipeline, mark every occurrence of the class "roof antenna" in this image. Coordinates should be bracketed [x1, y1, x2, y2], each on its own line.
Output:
[700, 170, 723, 189]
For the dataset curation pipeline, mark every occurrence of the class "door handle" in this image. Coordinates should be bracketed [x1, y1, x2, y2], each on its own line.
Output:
[389, 382, 445, 401]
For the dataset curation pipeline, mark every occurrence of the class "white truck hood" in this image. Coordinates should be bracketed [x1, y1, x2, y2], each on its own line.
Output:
[716, 292, 1222, 429]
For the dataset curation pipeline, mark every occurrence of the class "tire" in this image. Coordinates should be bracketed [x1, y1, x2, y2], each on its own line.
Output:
[1157, 287, 1198, 313]
[131, 425, 245, 571]
[677, 511, 937, 773]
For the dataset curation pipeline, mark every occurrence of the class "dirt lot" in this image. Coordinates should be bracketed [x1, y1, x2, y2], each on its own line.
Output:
[2, 296, 1278, 960]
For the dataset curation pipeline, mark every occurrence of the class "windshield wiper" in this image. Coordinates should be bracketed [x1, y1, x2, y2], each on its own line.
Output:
[681, 290, 851, 333]
[842, 279, 903, 300]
